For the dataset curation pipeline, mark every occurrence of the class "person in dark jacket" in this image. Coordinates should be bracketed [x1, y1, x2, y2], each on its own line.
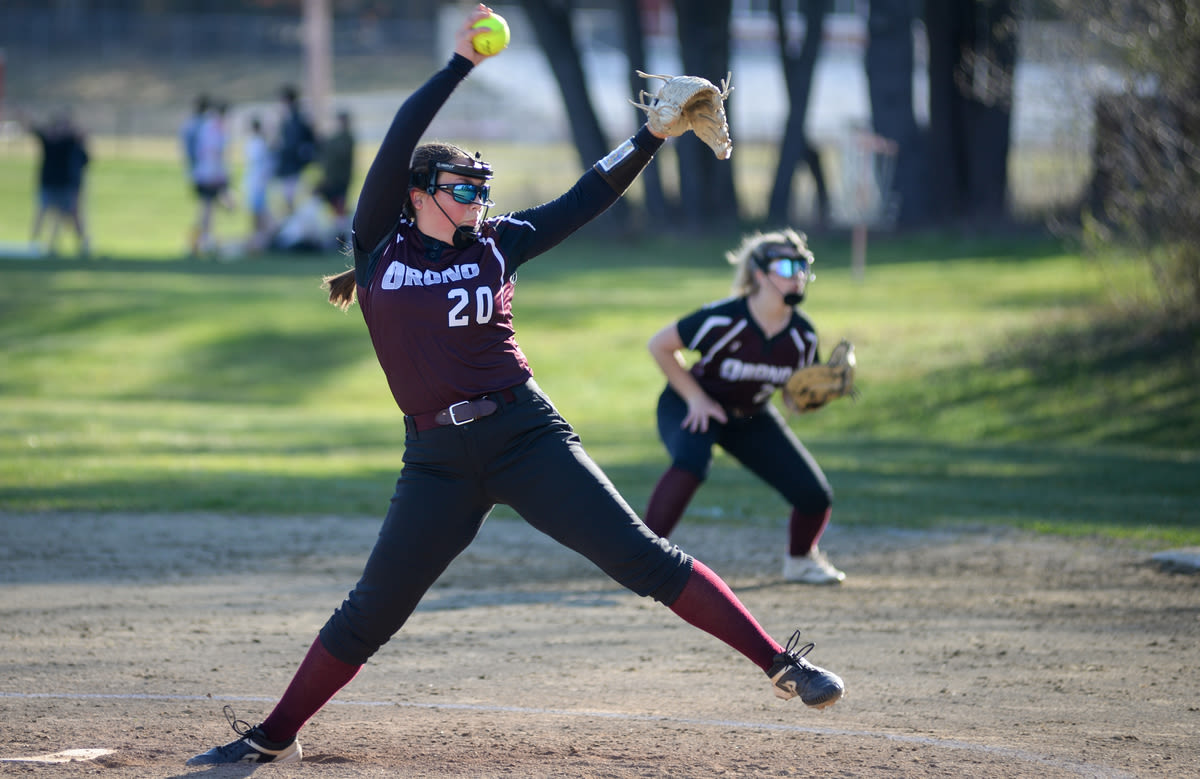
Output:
[20, 108, 90, 257]
[273, 84, 317, 214]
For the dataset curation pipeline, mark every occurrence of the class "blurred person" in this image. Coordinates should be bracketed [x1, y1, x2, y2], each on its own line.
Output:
[19, 108, 90, 257]
[190, 100, 231, 257]
[242, 115, 275, 252]
[273, 84, 317, 215]
[314, 109, 356, 246]
[180, 94, 210, 183]
[185, 4, 844, 766]
[180, 94, 211, 250]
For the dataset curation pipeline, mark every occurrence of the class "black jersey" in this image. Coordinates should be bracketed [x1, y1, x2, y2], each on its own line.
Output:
[351, 54, 662, 417]
[675, 297, 819, 416]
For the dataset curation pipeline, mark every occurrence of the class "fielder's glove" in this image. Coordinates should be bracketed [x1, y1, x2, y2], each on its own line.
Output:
[630, 71, 733, 160]
[783, 339, 858, 414]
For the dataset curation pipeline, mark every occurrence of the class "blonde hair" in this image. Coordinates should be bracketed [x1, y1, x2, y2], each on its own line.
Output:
[726, 227, 814, 297]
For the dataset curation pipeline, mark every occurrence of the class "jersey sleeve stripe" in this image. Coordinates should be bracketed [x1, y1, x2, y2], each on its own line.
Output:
[697, 319, 747, 368]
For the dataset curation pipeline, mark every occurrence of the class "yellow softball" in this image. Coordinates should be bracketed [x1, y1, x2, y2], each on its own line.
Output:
[471, 14, 511, 55]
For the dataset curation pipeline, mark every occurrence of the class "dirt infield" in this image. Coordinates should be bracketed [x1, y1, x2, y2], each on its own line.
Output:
[1, 512, 1197, 778]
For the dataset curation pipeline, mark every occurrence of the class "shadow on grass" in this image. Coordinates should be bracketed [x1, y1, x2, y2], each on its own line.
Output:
[7, 437, 1196, 546]
[5, 254, 346, 278]
[125, 326, 360, 405]
[600, 437, 1200, 544]
[967, 313, 1198, 447]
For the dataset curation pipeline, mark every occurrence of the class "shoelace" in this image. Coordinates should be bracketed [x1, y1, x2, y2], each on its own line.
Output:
[222, 704, 254, 738]
[781, 630, 816, 665]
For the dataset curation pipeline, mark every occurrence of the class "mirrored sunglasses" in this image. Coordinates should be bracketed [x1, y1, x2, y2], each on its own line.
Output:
[436, 182, 492, 205]
[767, 257, 809, 279]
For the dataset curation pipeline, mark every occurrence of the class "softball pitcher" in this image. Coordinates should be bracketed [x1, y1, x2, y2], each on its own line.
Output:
[187, 5, 843, 766]
[645, 229, 846, 585]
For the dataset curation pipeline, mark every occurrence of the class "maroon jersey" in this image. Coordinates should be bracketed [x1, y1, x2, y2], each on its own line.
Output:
[351, 54, 661, 417]
[675, 296, 819, 416]
[359, 218, 532, 416]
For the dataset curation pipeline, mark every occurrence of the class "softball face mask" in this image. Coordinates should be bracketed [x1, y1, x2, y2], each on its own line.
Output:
[414, 158, 495, 249]
[754, 244, 814, 305]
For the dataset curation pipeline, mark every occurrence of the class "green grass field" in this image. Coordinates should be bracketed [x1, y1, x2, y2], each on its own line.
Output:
[2, 147, 1197, 546]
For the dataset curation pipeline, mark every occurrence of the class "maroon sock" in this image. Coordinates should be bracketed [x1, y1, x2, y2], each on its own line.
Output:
[788, 507, 832, 557]
[668, 560, 782, 671]
[644, 467, 702, 538]
[260, 636, 362, 742]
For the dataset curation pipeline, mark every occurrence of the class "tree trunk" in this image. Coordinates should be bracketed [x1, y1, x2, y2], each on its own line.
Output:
[519, 0, 631, 230]
[618, 0, 668, 224]
[923, 0, 967, 223]
[866, 0, 925, 226]
[922, 0, 1015, 227]
[674, 0, 739, 232]
[766, 0, 830, 228]
[962, 0, 1016, 223]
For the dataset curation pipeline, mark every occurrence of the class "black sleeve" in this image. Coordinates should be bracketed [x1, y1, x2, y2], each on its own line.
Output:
[352, 54, 475, 275]
[496, 126, 665, 268]
[593, 125, 663, 193]
[674, 306, 710, 350]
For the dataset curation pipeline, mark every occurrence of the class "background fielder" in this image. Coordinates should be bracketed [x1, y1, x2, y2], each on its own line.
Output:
[644, 228, 846, 584]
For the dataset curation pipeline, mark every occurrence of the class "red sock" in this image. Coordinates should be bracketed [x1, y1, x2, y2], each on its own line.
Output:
[644, 467, 702, 538]
[788, 507, 832, 556]
[260, 636, 362, 741]
[668, 560, 782, 671]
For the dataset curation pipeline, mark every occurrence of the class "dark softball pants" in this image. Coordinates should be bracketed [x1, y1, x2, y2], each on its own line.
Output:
[656, 387, 833, 515]
[321, 379, 694, 666]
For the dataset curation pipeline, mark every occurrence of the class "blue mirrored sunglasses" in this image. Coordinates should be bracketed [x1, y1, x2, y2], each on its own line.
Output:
[767, 257, 809, 279]
[436, 182, 493, 206]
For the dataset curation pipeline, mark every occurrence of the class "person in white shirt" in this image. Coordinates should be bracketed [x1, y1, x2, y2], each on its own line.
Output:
[190, 101, 230, 256]
[242, 115, 274, 251]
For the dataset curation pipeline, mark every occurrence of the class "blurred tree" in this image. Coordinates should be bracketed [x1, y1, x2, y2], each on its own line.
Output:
[766, 0, 831, 227]
[1063, 0, 1200, 315]
[923, 0, 1017, 227]
[519, 0, 634, 233]
[618, 0, 668, 223]
[302, 0, 333, 133]
[517, 0, 609, 169]
[866, 0, 924, 226]
[517, 0, 735, 234]
[674, 0, 738, 232]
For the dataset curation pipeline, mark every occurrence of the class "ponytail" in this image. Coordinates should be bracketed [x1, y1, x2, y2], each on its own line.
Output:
[322, 268, 357, 310]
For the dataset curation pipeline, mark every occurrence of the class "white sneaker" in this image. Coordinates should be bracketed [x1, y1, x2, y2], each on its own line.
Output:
[783, 548, 846, 584]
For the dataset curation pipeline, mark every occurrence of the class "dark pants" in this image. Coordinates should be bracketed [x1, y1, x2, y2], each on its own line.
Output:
[321, 380, 693, 665]
[656, 386, 833, 515]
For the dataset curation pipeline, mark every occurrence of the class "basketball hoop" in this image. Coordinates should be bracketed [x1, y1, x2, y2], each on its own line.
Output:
[831, 126, 899, 280]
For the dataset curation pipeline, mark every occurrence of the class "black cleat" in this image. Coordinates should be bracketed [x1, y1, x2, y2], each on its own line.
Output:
[186, 705, 301, 765]
[767, 630, 845, 709]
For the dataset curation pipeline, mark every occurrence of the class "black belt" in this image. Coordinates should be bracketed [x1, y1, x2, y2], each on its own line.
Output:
[406, 384, 526, 432]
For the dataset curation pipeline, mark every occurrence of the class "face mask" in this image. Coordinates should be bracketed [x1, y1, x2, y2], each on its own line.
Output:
[451, 224, 478, 249]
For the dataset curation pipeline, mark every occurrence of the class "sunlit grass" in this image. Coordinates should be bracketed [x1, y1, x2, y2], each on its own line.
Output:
[1, 236, 1196, 546]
